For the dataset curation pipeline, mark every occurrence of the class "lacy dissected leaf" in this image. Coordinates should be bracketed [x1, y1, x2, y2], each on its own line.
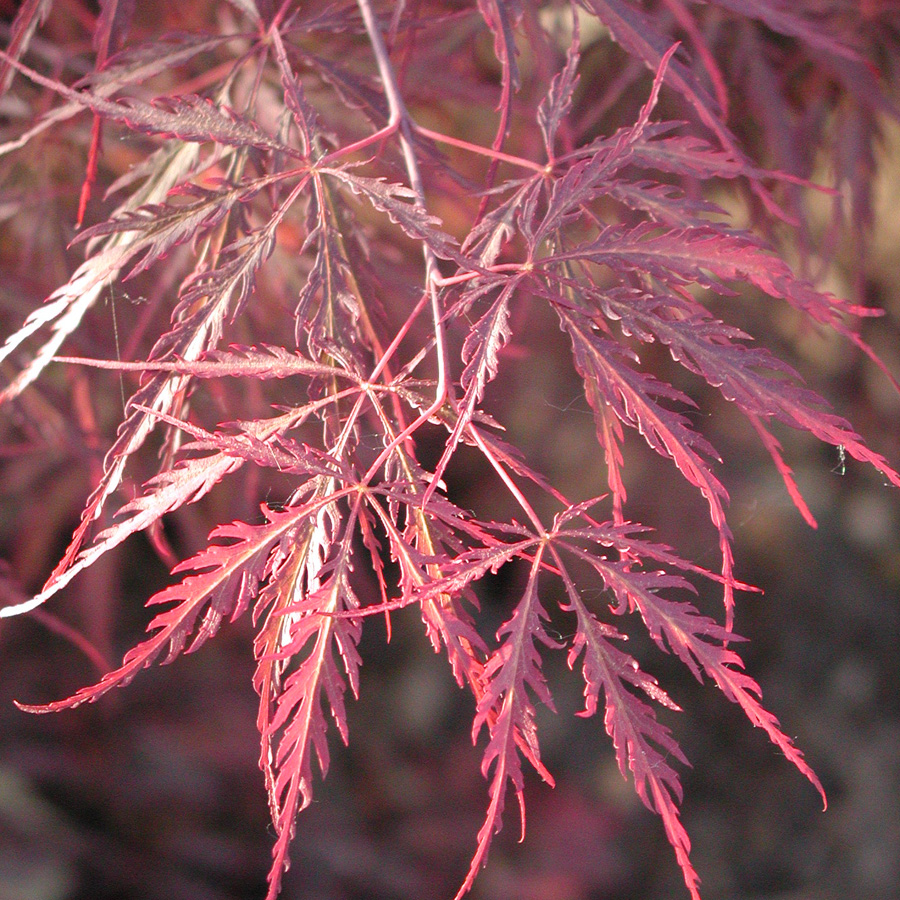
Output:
[0, 248, 120, 405]
[537, 20, 580, 157]
[587, 286, 900, 489]
[0, 143, 218, 594]
[255, 519, 363, 900]
[14, 505, 312, 709]
[73, 180, 262, 278]
[578, 0, 790, 217]
[476, 0, 522, 97]
[395, 503, 558, 782]
[557, 306, 738, 622]
[3, 6, 899, 900]
[131, 406, 352, 483]
[173, 192, 291, 326]
[0, 132, 201, 406]
[323, 169, 468, 266]
[561, 574, 698, 899]
[0, 447, 245, 620]
[43, 369, 202, 588]
[628, 130, 749, 181]
[617, 580, 826, 805]
[596, 402, 629, 522]
[270, 28, 328, 160]
[475, 0, 523, 198]
[554, 518, 785, 844]
[458, 548, 557, 900]
[0, 51, 296, 154]
[45, 192, 290, 583]
[530, 47, 676, 246]
[95, 0, 136, 58]
[58, 343, 352, 382]
[357, 492, 486, 683]
[78, 31, 238, 94]
[579, 1, 720, 127]
[415, 537, 536, 607]
[551, 504, 712, 576]
[462, 177, 536, 267]
[101, 91, 294, 154]
[252, 508, 322, 796]
[296, 48, 390, 130]
[559, 309, 724, 508]
[608, 179, 725, 227]
[730, 26, 819, 243]
[429, 281, 516, 496]
[554, 222, 869, 328]
[295, 177, 369, 364]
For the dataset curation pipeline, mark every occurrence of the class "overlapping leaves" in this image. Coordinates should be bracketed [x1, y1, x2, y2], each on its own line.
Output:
[1, 4, 898, 900]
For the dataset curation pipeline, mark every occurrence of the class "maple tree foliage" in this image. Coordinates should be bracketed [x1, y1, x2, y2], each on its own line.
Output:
[1, 1, 899, 898]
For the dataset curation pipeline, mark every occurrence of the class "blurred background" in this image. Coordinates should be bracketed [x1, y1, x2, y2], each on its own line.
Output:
[2, 3, 900, 900]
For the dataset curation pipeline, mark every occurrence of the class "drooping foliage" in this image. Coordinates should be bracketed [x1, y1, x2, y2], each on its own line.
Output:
[1, 2, 898, 898]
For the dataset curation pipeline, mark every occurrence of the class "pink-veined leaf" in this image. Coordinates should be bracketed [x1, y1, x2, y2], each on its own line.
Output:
[557, 306, 739, 624]
[537, 16, 580, 157]
[414, 537, 538, 607]
[13, 504, 318, 709]
[619, 582, 826, 806]
[428, 282, 516, 498]
[55, 343, 351, 382]
[174, 177, 307, 326]
[558, 566, 700, 900]
[0, 49, 297, 154]
[456, 547, 557, 900]
[256, 533, 363, 900]
[323, 168, 471, 267]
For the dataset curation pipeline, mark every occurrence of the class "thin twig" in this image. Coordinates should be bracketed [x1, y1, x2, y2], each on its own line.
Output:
[356, 0, 451, 417]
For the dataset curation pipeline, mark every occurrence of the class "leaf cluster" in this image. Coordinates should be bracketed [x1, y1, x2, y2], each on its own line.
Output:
[1, 2, 899, 899]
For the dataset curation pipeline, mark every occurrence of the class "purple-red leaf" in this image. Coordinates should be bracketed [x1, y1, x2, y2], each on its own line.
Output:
[0, 50, 295, 154]
[459, 548, 556, 900]
[0, 0, 53, 96]
[15, 506, 311, 711]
